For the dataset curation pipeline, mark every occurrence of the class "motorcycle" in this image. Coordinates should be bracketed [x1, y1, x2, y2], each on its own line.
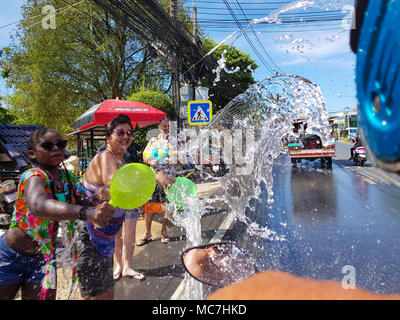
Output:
[181, 242, 258, 287]
[353, 147, 367, 167]
[0, 180, 17, 227]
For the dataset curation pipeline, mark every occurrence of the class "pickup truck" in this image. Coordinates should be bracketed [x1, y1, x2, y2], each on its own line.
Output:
[287, 120, 335, 169]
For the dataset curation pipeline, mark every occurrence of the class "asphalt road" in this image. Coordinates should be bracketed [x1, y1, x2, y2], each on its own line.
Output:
[233, 142, 400, 295]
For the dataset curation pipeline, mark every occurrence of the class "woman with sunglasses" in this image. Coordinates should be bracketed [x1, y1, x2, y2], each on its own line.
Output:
[0, 128, 115, 300]
[78, 114, 144, 300]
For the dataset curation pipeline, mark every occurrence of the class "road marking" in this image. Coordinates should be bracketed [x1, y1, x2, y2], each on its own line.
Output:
[343, 165, 394, 186]
[363, 178, 376, 185]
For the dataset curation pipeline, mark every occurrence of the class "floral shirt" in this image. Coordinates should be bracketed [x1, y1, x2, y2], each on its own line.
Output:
[10, 167, 87, 300]
[143, 133, 177, 176]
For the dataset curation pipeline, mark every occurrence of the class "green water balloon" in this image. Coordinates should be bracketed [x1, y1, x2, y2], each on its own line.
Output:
[167, 177, 198, 209]
[109, 163, 156, 209]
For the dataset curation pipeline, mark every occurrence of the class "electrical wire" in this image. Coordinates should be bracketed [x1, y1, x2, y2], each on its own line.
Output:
[223, 0, 275, 74]
[234, 0, 282, 73]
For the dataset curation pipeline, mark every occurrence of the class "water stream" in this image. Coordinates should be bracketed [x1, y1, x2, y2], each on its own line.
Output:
[172, 0, 345, 299]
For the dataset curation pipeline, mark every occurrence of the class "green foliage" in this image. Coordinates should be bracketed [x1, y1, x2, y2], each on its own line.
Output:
[128, 90, 174, 117]
[0, 105, 17, 123]
[127, 89, 173, 148]
[1, 0, 170, 135]
[200, 38, 259, 113]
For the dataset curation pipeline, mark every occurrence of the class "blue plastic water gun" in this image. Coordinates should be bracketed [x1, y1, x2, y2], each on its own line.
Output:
[150, 148, 170, 162]
[355, 0, 400, 172]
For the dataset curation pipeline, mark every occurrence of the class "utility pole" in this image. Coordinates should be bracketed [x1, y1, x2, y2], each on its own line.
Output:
[191, 0, 198, 101]
[192, 0, 198, 45]
[170, 0, 181, 127]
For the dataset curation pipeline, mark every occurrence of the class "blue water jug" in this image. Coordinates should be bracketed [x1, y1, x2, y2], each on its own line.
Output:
[356, 0, 400, 170]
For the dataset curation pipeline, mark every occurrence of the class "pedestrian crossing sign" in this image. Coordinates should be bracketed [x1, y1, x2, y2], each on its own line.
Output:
[187, 100, 212, 126]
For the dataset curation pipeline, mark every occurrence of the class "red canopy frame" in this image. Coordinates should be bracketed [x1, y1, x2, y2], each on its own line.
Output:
[72, 99, 167, 131]
[67, 99, 167, 168]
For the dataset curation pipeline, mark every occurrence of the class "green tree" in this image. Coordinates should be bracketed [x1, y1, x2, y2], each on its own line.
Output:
[1, 0, 170, 134]
[127, 88, 173, 148]
[0, 105, 17, 123]
[200, 38, 259, 113]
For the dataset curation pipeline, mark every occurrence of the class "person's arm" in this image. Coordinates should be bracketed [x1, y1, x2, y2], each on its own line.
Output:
[24, 176, 114, 227]
[206, 270, 400, 300]
[72, 176, 110, 205]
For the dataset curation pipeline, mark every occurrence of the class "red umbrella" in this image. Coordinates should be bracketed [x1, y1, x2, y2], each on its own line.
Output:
[73, 99, 167, 131]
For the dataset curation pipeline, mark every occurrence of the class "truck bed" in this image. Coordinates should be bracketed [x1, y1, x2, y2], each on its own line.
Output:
[289, 149, 335, 158]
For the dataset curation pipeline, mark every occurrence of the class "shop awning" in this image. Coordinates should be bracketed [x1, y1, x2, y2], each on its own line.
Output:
[72, 99, 167, 134]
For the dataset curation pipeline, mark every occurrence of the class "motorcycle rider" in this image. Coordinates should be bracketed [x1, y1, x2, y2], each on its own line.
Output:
[349, 134, 362, 160]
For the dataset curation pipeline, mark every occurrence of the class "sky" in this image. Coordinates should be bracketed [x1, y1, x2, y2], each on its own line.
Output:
[0, 0, 358, 114]
[183, 0, 359, 114]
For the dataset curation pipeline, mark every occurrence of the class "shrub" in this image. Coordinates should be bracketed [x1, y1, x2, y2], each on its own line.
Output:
[127, 90, 174, 148]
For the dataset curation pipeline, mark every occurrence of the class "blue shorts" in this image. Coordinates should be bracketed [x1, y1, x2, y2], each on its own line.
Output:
[125, 208, 139, 220]
[0, 234, 47, 286]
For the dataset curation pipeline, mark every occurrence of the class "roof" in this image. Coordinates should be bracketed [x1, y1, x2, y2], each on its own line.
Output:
[0, 123, 41, 170]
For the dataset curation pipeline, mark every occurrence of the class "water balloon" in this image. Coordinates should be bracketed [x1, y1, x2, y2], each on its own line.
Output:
[109, 163, 156, 209]
[167, 177, 198, 210]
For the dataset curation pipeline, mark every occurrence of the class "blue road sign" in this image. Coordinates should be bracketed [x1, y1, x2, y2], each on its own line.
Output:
[187, 100, 212, 126]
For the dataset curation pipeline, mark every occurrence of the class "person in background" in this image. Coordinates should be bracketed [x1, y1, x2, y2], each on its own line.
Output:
[137, 117, 176, 246]
[0, 128, 114, 300]
[349, 134, 362, 160]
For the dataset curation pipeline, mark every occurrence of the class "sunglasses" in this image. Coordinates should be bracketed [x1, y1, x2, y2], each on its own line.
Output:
[40, 140, 68, 151]
[113, 129, 133, 137]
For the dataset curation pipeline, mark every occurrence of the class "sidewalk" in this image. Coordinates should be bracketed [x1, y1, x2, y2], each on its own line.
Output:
[56, 179, 228, 300]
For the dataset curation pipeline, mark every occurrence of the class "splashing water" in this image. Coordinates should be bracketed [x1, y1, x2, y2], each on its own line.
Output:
[211, 0, 353, 82]
[167, 192, 206, 299]
[168, 0, 344, 299]
[208, 74, 332, 238]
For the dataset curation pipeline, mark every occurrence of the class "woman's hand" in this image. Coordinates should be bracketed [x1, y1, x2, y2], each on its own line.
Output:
[86, 202, 115, 228]
[156, 173, 176, 193]
[94, 186, 110, 201]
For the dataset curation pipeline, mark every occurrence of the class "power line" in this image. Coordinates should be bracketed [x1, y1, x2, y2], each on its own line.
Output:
[88, 0, 245, 94]
[202, 27, 345, 33]
[223, 0, 275, 74]
[185, 1, 293, 4]
[233, 0, 282, 74]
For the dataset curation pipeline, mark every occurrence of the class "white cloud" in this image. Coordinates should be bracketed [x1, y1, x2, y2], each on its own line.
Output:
[273, 29, 353, 66]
